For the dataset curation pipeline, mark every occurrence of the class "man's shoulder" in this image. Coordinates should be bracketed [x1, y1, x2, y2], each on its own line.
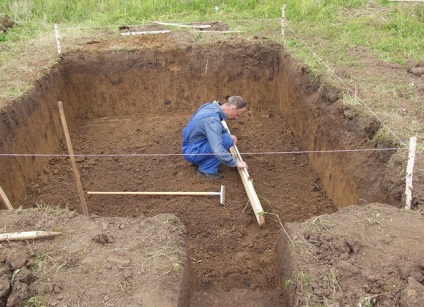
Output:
[197, 102, 221, 115]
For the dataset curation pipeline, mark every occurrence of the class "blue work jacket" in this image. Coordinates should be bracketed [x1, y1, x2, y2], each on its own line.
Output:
[182, 102, 237, 167]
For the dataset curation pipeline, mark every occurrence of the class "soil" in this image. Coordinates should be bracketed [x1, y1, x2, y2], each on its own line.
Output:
[11, 110, 336, 306]
[1, 24, 424, 307]
[278, 203, 424, 307]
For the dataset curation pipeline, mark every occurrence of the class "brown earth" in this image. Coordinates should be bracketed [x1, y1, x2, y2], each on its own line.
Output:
[1, 25, 424, 306]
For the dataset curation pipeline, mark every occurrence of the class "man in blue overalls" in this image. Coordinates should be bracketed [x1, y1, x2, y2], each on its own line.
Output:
[182, 96, 249, 179]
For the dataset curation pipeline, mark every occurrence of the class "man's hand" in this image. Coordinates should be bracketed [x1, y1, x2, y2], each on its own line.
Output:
[237, 161, 248, 169]
[231, 135, 238, 144]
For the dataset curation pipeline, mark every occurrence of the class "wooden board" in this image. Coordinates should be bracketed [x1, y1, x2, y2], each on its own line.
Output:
[222, 121, 265, 226]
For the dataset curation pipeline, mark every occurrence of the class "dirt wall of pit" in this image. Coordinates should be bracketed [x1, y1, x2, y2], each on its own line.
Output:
[276, 53, 397, 207]
[0, 36, 397, 208]
[0, 67, 66, 204]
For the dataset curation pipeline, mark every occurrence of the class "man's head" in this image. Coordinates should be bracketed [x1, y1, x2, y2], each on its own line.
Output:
[222, 96, 247, 119]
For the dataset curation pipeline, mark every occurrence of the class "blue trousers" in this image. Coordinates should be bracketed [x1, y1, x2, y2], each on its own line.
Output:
[184, 133, 234, 174]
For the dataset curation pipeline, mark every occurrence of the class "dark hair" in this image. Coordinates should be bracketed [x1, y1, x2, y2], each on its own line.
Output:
[226, 96, 246, 109]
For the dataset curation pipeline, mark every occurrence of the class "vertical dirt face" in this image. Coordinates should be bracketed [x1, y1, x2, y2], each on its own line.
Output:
[0, 67, 66, 203]
[276, 55, 401, 207]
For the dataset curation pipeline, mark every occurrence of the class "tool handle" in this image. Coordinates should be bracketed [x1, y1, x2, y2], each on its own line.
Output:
[222, 120, 251, 179]
[87, 191, 219, 196]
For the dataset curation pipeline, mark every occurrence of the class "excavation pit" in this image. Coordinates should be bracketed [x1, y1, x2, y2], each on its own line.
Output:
[0, 34, 403, 306]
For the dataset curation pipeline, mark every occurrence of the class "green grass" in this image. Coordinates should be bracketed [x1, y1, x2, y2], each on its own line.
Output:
[0, 1, 423, 146]
[1, 0, 422, 63]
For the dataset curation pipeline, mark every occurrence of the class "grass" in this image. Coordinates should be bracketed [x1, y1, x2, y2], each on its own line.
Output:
[1, 0, 422, 72]
[0, 0, 423, 146]
[30, 253, 49, 273]
[24, 296, 44, 307]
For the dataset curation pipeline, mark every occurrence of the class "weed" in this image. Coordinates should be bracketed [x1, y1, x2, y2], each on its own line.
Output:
[358, 296, 375, 307]
[30, 253, 49, 273]
[329, 267, 341, 297]
[294, 270, 314, 306]
[284, 278, 293, 287]
[171, 261, 183, 274]
[11, 268, 20, 282]
[369, 128, 400, 148]
[363, 212, 385, 229]
[311, 216, 333, 234]
[24, 296, 44, 307]
[299, 271, 310, 286]
[141, 249, 183, 279]
[154, 260, 184, 279]
[56, 262, 67, 271]
[35, 201, 68, 216]
[342, 93, 361, 107]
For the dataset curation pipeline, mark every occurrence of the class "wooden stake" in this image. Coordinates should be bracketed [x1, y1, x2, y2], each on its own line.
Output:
[222, 121, 265, 226]
[281, 4, 286, 40]
[405, 136, 417, 210]
[58, 101, 89, 216]
[54, 24, 61, 55]
[0, 231, 62, 242]
[0, 185, 13, 210]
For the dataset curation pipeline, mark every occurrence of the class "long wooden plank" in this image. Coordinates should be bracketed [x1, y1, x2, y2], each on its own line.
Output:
[222, 121, 265, 226]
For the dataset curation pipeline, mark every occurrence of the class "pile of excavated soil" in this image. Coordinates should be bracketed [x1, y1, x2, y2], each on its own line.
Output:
[0, 208, 190, 307]
[278, 203, 424, 307]
[1, 203, 423, 306]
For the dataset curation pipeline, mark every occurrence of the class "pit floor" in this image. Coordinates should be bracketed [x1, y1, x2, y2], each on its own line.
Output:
[19, 109, 337, 293]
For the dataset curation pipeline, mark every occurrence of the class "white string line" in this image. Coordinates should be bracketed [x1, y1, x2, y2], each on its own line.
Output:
[284, 23, 406, 148]
[0, 147, 406, 158]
